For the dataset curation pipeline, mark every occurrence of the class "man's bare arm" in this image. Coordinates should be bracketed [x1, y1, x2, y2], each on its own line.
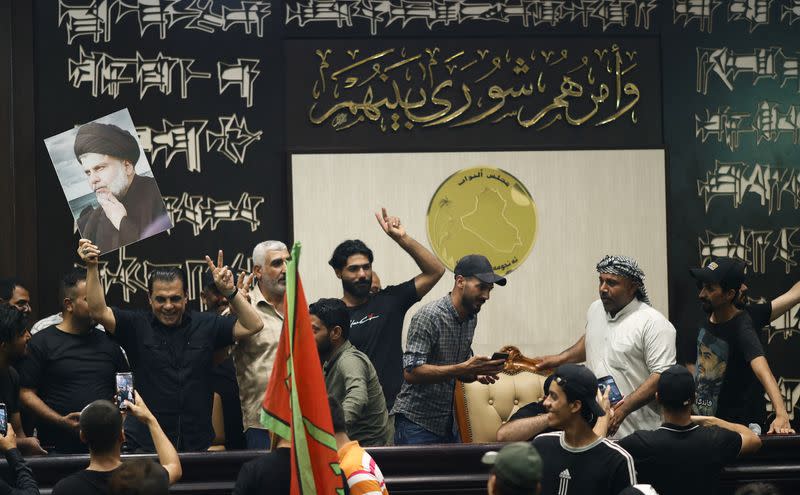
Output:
[607, 372, 660, 436]
[9, 413, 46, 455]
[770, 280, 800, 322]
[78, 239, 117, 333]
[404, 356, 505, 385]
[20, 389, 80, 432]
[533, 335, 586, 371]
[375, 208, 445, 299]
[750, 356, 795, 434]
[691, 415, 762, 456]
[127, 392, 182, 484]
[496, 414, 550, 442]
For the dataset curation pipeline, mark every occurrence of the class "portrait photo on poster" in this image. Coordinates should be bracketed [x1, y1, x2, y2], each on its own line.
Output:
[44, 108, 173, 255]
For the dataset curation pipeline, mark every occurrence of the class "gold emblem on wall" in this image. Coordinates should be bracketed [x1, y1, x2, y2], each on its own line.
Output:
[426, 167, 537, 275]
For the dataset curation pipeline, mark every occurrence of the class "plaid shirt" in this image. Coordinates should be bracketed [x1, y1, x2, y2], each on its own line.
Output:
[391, 294, 476, 437]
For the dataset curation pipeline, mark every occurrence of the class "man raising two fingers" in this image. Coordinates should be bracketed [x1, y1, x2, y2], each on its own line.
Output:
[76, 239, 264, 452]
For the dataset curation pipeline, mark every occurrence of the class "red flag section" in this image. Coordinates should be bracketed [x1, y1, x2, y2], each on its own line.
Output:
[261, 242, 344, 495]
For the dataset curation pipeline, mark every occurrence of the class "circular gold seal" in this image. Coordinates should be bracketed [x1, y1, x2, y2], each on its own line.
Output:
[426, 167, 537, 276]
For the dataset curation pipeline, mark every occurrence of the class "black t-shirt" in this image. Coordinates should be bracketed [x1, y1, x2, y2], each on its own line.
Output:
[0, 368, 20, 417]
[18, 325, 129, 453]
[52, 468, 116, 495]
[233, 448, 291, 495]
[347, 279, 419, 410]
[745, 302, 771, 348]
[111, 308, 236, 452]
[52, 464, 168, 495]
[693, 311, 766, 426]
[533, 432, 636, 495]
[618, 423, 741, 495]
[745, 303, 771, 331]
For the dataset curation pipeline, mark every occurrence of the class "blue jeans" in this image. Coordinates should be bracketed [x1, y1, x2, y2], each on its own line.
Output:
[394, 414, 455, 445]
[244, 428, 271, 450]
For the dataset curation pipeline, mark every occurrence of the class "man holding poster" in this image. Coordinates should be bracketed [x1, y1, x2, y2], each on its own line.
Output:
[73, 121, 171, 253]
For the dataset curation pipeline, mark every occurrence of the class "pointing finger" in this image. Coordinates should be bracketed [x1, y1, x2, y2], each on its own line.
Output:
[217, 250, 224, 269]
[205, 255, 215, 270]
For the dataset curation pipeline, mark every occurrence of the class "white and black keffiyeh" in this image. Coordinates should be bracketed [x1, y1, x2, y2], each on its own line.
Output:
[596, 255, 650, 305]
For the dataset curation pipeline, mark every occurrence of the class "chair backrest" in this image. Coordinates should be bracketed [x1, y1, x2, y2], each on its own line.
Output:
[454, 346, 550, 443]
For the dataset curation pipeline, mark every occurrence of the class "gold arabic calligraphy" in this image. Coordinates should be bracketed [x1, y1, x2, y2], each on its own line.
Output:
[309, 44, 640, 132]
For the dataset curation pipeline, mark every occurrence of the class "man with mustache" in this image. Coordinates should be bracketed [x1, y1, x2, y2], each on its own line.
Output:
[391, 255, 507, 445]
[533, 255, 677, 438]
[690, 257, 793, 434]
[329, 208, 445, 413]
[231, 241, 288, 449]
[78, 240, 265, 451]
[74, 121, 171, 253]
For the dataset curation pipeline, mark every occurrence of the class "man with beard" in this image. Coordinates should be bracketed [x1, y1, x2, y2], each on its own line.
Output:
[329, 208, 445, 413]
[311, 298, 390, 446]
[74, 121, 171, 253]
[391, 254, 506, 445]
[0, 279, 32, 317]
[232, 240, 288, 449]
[19, 269, 129, 453]
[690, 257, 793, 434]
[533, 255, 677, 438]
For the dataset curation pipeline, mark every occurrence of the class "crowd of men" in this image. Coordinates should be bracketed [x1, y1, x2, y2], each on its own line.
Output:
[0, 206, 799, 494]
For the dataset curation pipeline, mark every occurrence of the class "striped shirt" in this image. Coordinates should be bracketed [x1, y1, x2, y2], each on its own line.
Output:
[533, 431, 636, 495]
[338, 440, 389, 495]
[390, 294, 477, 437]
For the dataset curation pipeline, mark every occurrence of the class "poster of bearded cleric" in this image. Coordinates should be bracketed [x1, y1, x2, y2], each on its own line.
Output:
[45, 109, 172, 254]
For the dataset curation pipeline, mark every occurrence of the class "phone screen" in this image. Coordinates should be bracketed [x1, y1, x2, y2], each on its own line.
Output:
[597, 375, 624, 405]
[0, 403, 7, 436]
[115, 373, 135, 410]
[491, 352, 510, 361]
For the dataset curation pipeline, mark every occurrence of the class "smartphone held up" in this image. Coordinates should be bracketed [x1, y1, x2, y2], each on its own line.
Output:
[115, 372, 135, 410]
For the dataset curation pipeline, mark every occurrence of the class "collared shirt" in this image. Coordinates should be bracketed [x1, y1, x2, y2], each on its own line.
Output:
[232, 288, 281, 431]
[111, 308, 235, 451]
[584, 298, 676, 438]
[391, 294, 476, 437]
[324, 341, 390, 446]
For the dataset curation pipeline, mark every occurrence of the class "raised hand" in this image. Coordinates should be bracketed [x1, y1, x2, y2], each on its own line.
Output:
[236, 271, 257, 304]
[0, 424, 17, 452]
[205, 250, 235, 297]
[375, 207, 406, 241]
[77, 239, 101, 265]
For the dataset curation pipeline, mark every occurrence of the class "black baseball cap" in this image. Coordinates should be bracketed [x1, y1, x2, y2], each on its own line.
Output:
[454, 254, 507, 286]
[552, 364, 605, 418]
[689, 257, 746, 288]
[657, 364, 695, 408]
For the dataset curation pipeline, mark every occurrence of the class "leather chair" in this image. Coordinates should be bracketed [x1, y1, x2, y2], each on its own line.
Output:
[454, 346, 550, 443]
